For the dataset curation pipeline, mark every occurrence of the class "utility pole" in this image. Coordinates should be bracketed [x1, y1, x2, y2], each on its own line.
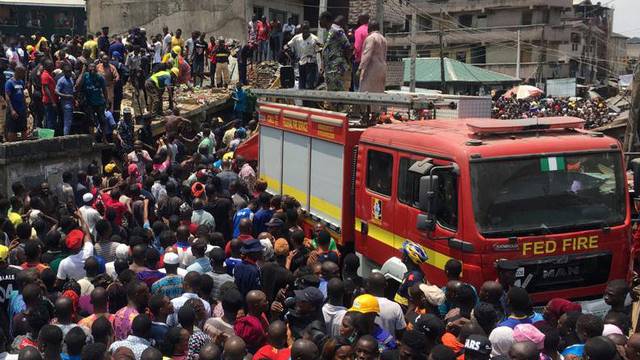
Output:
[410, 11, 417, 92]
[516, 29, 521, 79]
[439, 7, 446, 93]
[318, 0, 328, 41]
[623, 63, 640, 154]
[376, 0, 384, 34]
[535, 27, 545, 85]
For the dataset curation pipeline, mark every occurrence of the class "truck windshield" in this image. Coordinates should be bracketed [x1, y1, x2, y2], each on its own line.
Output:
[470, 152, 625, 237]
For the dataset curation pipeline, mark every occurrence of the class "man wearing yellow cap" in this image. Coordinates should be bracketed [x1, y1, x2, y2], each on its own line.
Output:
[162, 46, 182, 69]
[349, 294, 398, 351]
[145, 67, 179, 115]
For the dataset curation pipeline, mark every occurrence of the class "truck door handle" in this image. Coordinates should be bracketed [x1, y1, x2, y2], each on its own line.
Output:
[360, 221, 368, 236]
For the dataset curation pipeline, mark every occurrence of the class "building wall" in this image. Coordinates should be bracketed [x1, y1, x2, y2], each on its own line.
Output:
[249, 0, 303, 25]
[86, 0, 246, 41]
[486, 9, 524, 27]
[0, 135, 102, 199]
[0, 5, 85, 36]
[608, 36, 628, 75]
[627, 43, 640, 59]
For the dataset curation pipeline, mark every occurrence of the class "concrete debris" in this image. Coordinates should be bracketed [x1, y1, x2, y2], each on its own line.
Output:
[250, 61, 280, 89]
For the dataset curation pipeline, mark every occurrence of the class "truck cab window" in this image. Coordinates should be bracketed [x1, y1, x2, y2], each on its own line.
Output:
[399, 158, 458, 230]
[437, 170, 458, 230]
[366, 150, 393, 196]
[398, 158, 421, 207]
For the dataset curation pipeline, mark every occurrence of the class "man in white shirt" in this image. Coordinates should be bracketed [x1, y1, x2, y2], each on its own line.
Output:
[56, 228, 94, 285]
[368, 272, 406, 337]
[282, 18, 296, 37]
[191, 198, 215, 228]
[5, 39, 24, 66]
[152, 34, 163, 71]
[285, 22, 320, 90]
[106, 243, 130, 279]
[167, 272, 211, 326]
[162, 26, 172, 55]
[78, 193, 101, 238]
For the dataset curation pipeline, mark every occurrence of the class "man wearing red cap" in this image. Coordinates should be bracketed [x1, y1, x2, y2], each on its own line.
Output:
[56, 219, 93, 285]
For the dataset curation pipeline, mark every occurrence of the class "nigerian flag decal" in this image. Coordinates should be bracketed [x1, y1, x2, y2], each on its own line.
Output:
[540, 156, 565, 171]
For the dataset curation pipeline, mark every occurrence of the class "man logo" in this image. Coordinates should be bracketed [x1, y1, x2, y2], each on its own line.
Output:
[542, 266, 579, 279]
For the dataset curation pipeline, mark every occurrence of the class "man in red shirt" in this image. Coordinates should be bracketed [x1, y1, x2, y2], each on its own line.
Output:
[257, 17, 270, 62]
[41, 59, 59, 131]
[234, 289, 269, 354]
[100, 188, 129, 226]
[253, 321, 291, 360]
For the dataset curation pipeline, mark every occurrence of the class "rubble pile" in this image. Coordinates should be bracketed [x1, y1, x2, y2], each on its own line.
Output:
[250, 61, 280, 89]
[121, 86, 230, 115]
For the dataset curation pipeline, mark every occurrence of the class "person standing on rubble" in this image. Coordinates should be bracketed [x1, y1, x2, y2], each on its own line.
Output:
[285, 21, 320, 90]
[192, 33, 208, 88]
[145, 67, 178, 116]
[76, 62, 110, 142]
[213, 38, 230, 88]
[257, 16, 270, 63]
[320, 12, 352, 92]
[358, 21, 386, 93]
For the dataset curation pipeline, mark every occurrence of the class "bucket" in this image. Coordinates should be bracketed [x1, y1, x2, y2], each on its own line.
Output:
[37, 128, 55, 139]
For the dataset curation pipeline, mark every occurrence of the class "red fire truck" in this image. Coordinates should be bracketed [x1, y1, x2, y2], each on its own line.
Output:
[240, 90, 632, 302]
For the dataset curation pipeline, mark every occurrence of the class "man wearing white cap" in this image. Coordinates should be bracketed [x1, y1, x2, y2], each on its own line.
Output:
[78, 193, 101, 238]
[106, 243, 130, 279]
[152, 252, 184, 299]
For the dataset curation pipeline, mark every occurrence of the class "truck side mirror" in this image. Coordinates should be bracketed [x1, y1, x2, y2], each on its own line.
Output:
[419, 175, 440, 215]
[631, 158, 640, 196]
[416, 213, 435, 231]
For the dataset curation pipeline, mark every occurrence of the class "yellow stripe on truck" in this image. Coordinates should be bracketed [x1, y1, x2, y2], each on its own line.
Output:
[260, 174, 282, 194]
[282, 183, 308, 208]
[355, 218, 451, 271]
[310, 196, 342, 223]
[261, 174, 341, 224]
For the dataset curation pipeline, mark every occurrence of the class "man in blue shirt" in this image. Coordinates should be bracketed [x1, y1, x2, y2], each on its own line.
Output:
[253, 192, 273, 236]
[232, 83, 247, 123]
[497, 287, 544, 329]
[185, 238, 212, 273]
[561, 314, 604, 360]
[234, 239, 263, 297]
[55, 63, 75, 135]
[76, 62, 109, 142]
[4, 65, 27, 142]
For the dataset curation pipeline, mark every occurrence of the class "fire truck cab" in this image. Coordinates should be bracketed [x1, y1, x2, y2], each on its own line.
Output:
[254, 99, 630, 302]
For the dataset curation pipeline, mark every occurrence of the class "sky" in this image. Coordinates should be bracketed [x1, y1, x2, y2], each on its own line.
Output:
[610, 0, 640, 38]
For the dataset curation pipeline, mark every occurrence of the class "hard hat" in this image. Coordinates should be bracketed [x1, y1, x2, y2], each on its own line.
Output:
[172, 45, 181, 54]
[170, 67, 180, 77]
[349, 294, 380, 314]
[402, 240, 428, 265]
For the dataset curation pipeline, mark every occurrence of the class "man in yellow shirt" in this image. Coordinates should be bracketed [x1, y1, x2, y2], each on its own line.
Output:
[162, 46, 182, 69]
[171, 29, 185, 51]
[83, 34, 98, 60]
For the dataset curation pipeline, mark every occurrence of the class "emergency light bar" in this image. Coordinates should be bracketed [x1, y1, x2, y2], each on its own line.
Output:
[467, 117, 585, 135]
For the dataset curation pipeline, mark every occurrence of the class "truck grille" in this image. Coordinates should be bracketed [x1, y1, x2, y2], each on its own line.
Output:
[514, 252, 612, 293]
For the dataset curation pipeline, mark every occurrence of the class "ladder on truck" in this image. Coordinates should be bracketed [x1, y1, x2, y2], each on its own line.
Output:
[251, 89, 492, 124]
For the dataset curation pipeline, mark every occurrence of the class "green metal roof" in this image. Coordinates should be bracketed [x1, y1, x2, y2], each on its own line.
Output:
[403, 57, 519, 84]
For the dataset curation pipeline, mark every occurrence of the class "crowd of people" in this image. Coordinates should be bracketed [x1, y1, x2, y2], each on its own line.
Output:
[0, 25, 239, 142]
[492, 95, 616, 129]
[0, 11, 389, 143]
[0, 97, 635, 360]
[251, 12, 387, 93]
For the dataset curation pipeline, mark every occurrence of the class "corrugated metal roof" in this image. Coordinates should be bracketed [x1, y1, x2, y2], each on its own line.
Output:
[403, 57, 519, 84]
[0, 0, 84, 7]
